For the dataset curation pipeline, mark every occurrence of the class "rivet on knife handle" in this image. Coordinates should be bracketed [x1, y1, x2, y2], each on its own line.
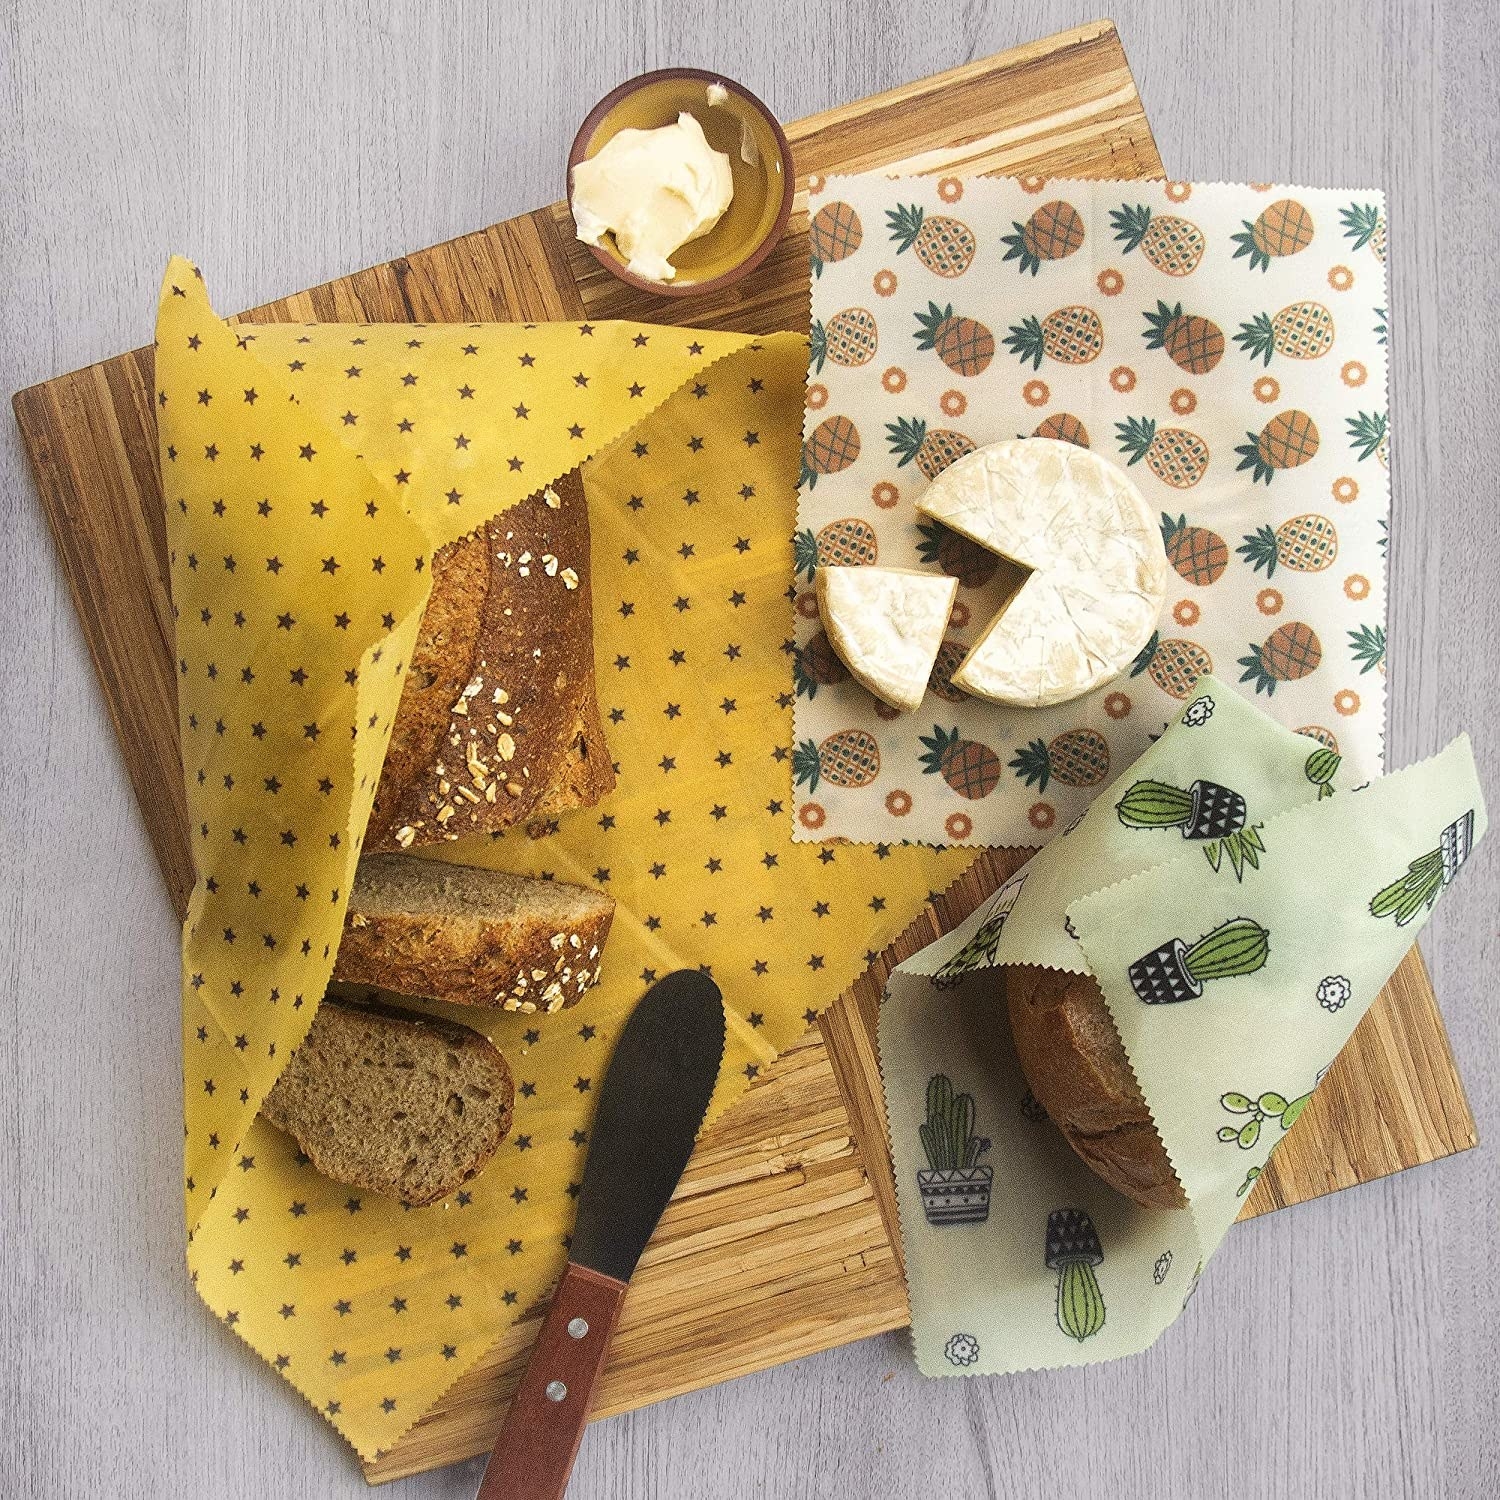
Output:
[476, 1261, 627, 1500]
[475, 971, 725, 1500]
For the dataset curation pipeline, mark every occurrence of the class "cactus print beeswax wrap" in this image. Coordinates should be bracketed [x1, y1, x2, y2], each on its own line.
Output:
[157, 262, 971, 1460]
[795, 178, 1390, 848]
[878, 682, 1485, 1377]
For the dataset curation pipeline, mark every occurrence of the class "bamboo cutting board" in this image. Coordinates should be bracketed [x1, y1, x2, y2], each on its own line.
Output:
[13, 19, 1475, 1484]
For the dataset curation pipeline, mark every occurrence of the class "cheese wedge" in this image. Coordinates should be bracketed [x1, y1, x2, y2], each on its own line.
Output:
[816, 565, 959, 713]
[916, 439, 1167, 708]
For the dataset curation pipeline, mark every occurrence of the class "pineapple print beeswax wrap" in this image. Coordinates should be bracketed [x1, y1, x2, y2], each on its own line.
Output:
[878, 681, 1485, 1377]
[157, 260, 972, 1459]
[796, 178, 1391, 847]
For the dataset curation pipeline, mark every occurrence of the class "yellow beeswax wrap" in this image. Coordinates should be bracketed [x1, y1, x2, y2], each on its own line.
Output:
[795, 177, 1390, 847]
[157, 259, 971, 1459]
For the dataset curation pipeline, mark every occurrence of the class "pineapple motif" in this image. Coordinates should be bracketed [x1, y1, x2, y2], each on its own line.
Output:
[808, 201, 862, 277]
[1347, 410, 1389, 468]
[916, 518, 998, 587]
[1297, 725, 1340, 753]
[1339, 201, 1386, 262]
[1231, 198, 1315, 271]
[1142, 300, 1225, 375]
[927, 640, 971, 703]
[913, 302, 995, 376]
[1033, 413, 1089, 447]
[1160, 513, 1228, 584]
[1348, 622, 1386, 675]
[793, 729, 881, 791]
[885, 203, 976, 277]
[1237, 515, 1338, 575]
[918, 725, 1002, 799]
[809, 308, 878, 371]
[1116, 417, 1210, 489]
[1130, 632, 1213, 699]
[792, 518, 879, 576]
[1109, 202, 1205, 275]
[1236, 410, 1320, 485]
[1009, 730, 1110, 792]
[1233, 302, 1336, 364]
[887, 416, 976, 480]
[1003, 307, 1105, 369]
[799, 415, 861, 489]
[1239, 622, 1323, 695]
[1000, 200, 1085, 275]
[793, 630, 849, 698]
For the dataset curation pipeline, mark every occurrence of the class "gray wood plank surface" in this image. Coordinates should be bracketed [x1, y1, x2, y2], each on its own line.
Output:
[2, 1, 1495, 1496]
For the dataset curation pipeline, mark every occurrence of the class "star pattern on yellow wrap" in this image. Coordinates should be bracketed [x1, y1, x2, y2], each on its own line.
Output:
[158, 261, 971, 1459]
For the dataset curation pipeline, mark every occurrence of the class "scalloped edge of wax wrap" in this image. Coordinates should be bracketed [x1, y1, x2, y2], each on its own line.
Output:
[423, 330, 830, 1122]
[792, 180, 1392, 849]
[1064, 730, 1485, 966]
[224, 274, 763, 564]
[175, 264, 769, 1459]
[819, 176, 1387, 195]
[892, 857, 1037, 978]
[264, 329, 843, 1460]
[876, 972, 1201, 1379]
[890, 684, 1387, 1260]
[170, 268, 448, 1460]
[898, 675, 1357, 980]
[168, 258, 432, 1198]
[184, 1125, 474, 1465]
[1061, 732, 1483, 1253]
[183, 255, 768, 1133]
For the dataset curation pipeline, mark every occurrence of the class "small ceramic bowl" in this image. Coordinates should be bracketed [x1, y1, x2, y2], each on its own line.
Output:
[567, 68, 795, 298]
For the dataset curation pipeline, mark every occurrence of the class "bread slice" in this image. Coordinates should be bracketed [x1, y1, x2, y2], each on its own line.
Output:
[366, 468, 615, 852]
[332, 853, 614, 1012]
[1005, 965, 1186, 1211]
[261, 998, 513, 1207]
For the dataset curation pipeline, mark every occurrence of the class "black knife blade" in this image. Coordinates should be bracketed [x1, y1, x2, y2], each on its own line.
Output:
[570, 968, 726, 1282]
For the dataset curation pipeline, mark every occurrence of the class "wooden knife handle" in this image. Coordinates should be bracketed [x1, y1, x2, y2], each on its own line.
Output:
[476, 1261, 628, 1500]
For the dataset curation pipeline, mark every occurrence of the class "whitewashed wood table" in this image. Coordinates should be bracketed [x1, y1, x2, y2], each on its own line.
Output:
[3, 2, 1496, 1495]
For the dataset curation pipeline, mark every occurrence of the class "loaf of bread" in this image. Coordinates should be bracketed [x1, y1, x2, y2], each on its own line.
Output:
[1005, 965, 1186, 1210]
[332, 853, 614, 1012]
[366, 467, 614, 851]
[261, 998, 514, 1207]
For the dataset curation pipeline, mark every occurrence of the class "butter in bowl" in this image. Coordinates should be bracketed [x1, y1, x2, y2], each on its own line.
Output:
[567, 68, 794, 296]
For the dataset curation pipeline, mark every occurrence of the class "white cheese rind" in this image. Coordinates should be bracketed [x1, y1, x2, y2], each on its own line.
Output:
[816, 565, 958, 713]
[917, 439, 1167, 708]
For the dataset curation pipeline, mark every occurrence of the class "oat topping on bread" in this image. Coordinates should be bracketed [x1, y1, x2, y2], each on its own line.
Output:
[367, 466, 613, 851]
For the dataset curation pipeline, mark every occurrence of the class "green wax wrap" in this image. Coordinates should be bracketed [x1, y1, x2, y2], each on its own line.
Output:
[880, 679, 1487, 1377]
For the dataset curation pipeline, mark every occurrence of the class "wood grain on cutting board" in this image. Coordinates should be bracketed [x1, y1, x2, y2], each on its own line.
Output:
[11, 18, 1473, 1485]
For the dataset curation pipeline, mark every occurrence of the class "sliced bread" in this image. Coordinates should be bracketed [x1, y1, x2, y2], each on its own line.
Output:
[260, 998, 514, 1207]
[332, 853, 614, 1012]
[366, 468, 615, 851]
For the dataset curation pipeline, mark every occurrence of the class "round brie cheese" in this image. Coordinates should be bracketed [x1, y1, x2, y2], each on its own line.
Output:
[816, 565, 958, 714]
[915, 439, 1167, 708]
